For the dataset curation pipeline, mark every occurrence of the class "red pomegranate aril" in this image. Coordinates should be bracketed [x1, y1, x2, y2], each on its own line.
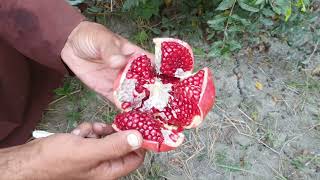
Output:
[121, 102, 131, 109]
[169, 134, 178, 142]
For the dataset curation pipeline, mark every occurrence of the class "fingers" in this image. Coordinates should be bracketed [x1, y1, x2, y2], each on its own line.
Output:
[88, 130, 143, 160]
[121, 42, 155, 60]
[72, 122, 114, 138]
[107, 54, 128, 69]
[71, 122, 95, 138]
[92, 149, 146, 180]
[92, 122, 115, 136]
[101, 37, 155, 69]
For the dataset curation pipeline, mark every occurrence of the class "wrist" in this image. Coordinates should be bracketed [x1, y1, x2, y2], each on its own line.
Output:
[0, 142, 45, 180]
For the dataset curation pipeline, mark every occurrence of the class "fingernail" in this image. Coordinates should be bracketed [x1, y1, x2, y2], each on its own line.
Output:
[100, 123, 107, 128]
[71, 129, 80, 135]
[127, 133, 141, 149]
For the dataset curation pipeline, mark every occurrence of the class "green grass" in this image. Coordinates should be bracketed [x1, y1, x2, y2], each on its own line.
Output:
[291, 154, 320, 170]
[214, 151, 252, 173]
[287, 78, 320, 93]
[102, 111, 117, 124]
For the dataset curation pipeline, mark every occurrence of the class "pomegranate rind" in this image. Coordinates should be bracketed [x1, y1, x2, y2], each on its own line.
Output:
[153, 38, 194, 77]
[184, 68, 216, 129]
[199, 68, 216, 118]
[112, 124, 185, 152]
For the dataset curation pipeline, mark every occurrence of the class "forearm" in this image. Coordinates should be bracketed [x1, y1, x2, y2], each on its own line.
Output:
[0, 144, 42, 180]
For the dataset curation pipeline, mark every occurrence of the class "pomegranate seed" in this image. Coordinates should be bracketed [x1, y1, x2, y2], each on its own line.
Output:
[121, 102, 131, 109]
[150, 130, 156, 136]
[169, 134, 178, 142]
[145, 130, 150, 135]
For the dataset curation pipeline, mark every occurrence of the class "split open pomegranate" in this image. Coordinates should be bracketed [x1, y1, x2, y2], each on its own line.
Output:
[112, 38, 216, 152]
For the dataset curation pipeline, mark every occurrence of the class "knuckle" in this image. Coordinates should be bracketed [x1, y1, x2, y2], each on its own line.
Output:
[79, 122, 92, 129]
[110, 140, 122, 157]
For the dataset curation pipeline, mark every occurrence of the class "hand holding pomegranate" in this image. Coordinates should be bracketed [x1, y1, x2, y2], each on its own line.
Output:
[0, 122, 145, 180]
[61, 21, 153, 102]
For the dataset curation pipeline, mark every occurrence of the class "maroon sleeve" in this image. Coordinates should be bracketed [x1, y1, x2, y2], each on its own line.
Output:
[0, 0, 85, 74]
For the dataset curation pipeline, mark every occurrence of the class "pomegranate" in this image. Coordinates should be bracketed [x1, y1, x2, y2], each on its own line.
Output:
[112, 38, 215, 152]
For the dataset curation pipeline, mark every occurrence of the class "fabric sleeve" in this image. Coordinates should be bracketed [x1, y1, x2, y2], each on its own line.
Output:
[0, 0, 85, 74]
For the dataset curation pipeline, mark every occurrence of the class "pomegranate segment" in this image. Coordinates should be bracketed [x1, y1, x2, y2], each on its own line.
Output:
[113, 38, 215, 152]
[112, 111, 185, 152]
[153, 38, 194, 77]
[113, 111, 164, 142]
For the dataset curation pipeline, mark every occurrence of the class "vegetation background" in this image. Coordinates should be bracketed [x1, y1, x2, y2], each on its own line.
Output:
[40, 0, 320, 179]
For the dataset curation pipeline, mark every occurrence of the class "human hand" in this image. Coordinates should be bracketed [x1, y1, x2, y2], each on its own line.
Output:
[0, 122, 145, 180]
[70, 121, 115, 138]
[61, 21, 153, 102]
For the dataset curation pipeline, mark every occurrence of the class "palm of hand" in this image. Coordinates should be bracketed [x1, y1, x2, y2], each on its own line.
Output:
[61, 22, 152, 103]
[62, 53, 122, 101]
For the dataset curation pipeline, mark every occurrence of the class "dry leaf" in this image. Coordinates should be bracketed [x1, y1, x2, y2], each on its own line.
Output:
[255, 81, 263, 90]
[311, 64, 320, 77]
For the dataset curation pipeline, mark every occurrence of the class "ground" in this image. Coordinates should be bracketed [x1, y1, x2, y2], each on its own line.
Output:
[39, 8, 320, 180]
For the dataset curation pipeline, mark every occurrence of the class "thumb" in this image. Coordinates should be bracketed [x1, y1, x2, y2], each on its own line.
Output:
[88, 130, 143, 160]
[105, 54, 130, 69]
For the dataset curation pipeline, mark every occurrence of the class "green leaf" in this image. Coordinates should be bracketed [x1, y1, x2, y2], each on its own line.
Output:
[270, 0, 291, 15]
[54, 81, 73, 96]
[216, 0, 236, 11]
[151, 28, 161, 35]
[260, 17, 274, 26]
[238, 0, 260, 12]
[193, 47, 206, 56]
[207, 33, 215, 40]
[228, 40, 242, 51]
[132, 0, 161, 20]
[296, 0, 307, 12]
[122, 0, 146, 10]
[262, 8, 275, 17]
[255, 0, 265, 5]
[208, 48, 222, 57]
[285, 6, 292, 21]
[230, 14, 251, 26]
[133, 30, 149, 45]
[87, 6, 103, 13]
[207, 15, 227, 31]
[228, 25, 243, 32]
[208, 41, 224, 57]
[208, 15, 227, 25]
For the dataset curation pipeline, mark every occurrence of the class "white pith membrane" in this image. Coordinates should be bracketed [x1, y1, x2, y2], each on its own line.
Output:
[113, 39, 209, 151]
[141, 79, 172, 111]
[115, 78, 146, 109]
[161, 129, 184, 147]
